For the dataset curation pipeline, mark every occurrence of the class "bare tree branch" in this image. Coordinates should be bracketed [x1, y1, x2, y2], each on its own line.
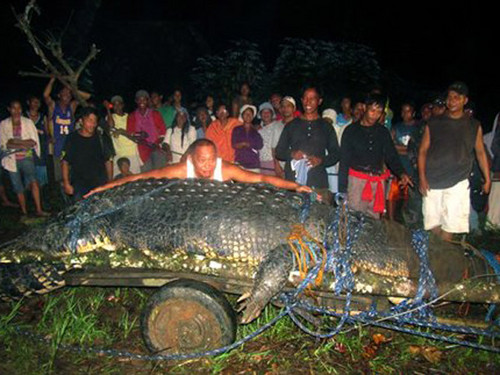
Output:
[13, 0, 100, 106]
[75, 44, 100, 80]
[19, 71, 71, 80]
[12, 1, 59, 77]
[48, 39, 75, 76]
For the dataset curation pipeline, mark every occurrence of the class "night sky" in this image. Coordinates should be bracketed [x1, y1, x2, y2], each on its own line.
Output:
[1, 0, 498, 127]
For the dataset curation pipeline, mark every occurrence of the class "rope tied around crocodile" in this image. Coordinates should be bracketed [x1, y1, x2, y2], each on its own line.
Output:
[287, 224, 328, 287]
[6, 185, 500, 359]
[388, 229, 439, 322]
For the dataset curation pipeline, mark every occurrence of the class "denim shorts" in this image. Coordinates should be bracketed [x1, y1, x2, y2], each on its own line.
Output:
[9, 157, 37, 193]
[36, 165, 48, 186]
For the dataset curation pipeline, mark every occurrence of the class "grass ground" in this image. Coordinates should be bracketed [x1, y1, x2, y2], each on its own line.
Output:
[1, 200, 500, 374]
[1, 286, 499, 375]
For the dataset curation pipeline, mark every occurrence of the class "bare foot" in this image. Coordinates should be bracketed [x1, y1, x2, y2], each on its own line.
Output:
[36, 211, 50, 217]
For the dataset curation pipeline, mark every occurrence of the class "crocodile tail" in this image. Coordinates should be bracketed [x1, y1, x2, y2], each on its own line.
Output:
[0, 261, 68, 302]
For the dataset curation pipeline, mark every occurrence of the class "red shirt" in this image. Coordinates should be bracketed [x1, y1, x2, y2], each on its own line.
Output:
[127, 109, 166, 163]
[275, 110, 302, 122]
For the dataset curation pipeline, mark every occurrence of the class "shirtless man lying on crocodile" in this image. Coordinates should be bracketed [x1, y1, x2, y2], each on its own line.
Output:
[87, 138, 313, 196]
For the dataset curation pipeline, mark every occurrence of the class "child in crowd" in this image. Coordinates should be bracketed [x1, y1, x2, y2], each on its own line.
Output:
[114, 157, 134, 180]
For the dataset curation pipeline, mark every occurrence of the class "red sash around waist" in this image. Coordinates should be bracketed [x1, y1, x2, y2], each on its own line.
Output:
[348, 168, 390, 213]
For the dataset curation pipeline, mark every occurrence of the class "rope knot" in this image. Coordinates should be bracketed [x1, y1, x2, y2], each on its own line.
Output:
[287, 224, 327, 287]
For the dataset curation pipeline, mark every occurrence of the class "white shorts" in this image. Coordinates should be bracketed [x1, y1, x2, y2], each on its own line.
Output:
[487, 180, 500, 229]
[422, 179, 470, 233]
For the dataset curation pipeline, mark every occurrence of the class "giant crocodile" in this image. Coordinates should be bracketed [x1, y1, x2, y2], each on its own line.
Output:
[0, 178, 498, 324]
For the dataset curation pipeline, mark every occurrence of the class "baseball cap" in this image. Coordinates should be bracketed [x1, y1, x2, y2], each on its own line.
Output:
[135, 90, 150, 100]
[257, 102, 275, 119]
[432, 97, 446, 107]
[239, 104, 257, 121]
[322, 108, 337, 124]
[110, 95, 124, 104]
[447, 81, 469, 96]
[281, 96, 296, 108]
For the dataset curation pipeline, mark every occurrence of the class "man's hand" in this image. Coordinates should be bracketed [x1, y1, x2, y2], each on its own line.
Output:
[17, 139, 36, 150]
[84, 186, 105, 198]
[419, 177, 429, 196]
[295, 185, 313, 193]
[103, 100, 112, 110]
[334, 192, 347, 206]
[63, 182, 74, 196]
[291, 150, 305, 160]
[234, 142, 250, 149]
[274, 164, 285, 178]
[161, 143, 173, 162]
[398, 173, 414, 188]
[483, 179, 492, 194]
[307, 155, 322, 168]
[18, 139, 37, 150]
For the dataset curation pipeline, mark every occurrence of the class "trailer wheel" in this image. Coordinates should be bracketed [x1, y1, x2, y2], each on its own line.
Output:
[141, 279, 237, 354]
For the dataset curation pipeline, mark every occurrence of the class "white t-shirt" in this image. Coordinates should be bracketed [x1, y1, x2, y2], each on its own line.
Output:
[164, 126, 197, 163]
[258, 120, 284, 162]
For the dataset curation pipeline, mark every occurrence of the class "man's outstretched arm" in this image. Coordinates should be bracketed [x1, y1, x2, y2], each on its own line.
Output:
[224, 162, 312, 193]
[84, 163, 186, 197]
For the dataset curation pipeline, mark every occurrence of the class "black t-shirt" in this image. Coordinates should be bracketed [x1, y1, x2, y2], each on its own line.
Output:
[62, 131, 112, 188]
[426, 115, 479, 189]
[339, 122, 404, 193]
[275, 117, 339, 188]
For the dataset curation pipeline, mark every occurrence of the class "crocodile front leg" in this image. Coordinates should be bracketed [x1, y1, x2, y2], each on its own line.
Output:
[238, 244, 293, 324]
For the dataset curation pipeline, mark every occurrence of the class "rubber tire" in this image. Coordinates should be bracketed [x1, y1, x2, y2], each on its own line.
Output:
[141, 279, 237, 354]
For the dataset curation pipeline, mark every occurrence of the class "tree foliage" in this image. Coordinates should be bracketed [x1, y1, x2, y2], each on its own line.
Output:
[272, 38, 381, 99]
[191, 40, 267, 104]
[191, 38, 382, 105]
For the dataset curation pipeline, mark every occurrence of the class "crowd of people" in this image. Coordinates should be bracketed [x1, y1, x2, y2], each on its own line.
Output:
[1, 78, 499, 240]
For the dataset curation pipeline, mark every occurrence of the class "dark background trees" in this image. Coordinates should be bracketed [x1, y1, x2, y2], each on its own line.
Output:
[1, 0, 498, 128]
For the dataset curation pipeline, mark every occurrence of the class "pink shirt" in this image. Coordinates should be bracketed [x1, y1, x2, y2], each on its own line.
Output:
[127, 109, 166, 163]
[13, 124, 28, 160]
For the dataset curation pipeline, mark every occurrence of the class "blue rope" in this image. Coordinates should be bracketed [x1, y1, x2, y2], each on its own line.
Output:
[299, 193, 311, 224]
[285, 206, 500, 352]
[388, 229, 438, 322]
[481, 249, 500, 324]
[10, 193, 500, 359]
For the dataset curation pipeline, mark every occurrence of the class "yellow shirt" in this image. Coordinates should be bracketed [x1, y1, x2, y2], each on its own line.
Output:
[111, 113, 137, 156]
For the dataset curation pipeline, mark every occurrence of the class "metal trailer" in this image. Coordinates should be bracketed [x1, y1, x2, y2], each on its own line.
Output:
[63, 267, 495, 355]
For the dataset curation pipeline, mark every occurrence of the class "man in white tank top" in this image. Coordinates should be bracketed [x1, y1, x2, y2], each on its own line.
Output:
[87, 139, 312, 196]
[186, 153, 223, 181]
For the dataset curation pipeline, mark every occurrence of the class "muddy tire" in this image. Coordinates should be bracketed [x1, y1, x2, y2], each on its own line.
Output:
[141, 279, 237, 354]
